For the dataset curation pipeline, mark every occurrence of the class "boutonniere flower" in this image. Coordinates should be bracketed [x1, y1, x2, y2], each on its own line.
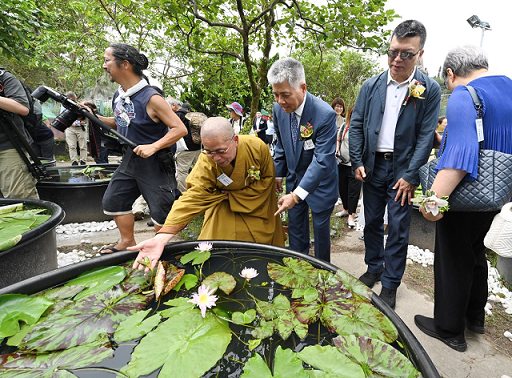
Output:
[245, 166, 260, 185]
[412, 190, 449, 216]
[299, 122, 314, 140]
[403, 80, 425, 107]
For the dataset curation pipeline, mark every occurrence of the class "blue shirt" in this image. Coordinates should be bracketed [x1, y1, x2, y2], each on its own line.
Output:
[437, 75, 512, 181]
[113, 86, 168, 145]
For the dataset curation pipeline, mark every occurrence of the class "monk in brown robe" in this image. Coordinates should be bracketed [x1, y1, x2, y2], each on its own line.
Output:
[131, 117, 285, 270]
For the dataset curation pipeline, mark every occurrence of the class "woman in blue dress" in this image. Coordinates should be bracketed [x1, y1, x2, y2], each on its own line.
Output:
[414, 45, 512, 352]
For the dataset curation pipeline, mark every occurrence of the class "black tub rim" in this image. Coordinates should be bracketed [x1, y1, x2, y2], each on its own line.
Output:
[0, 197, 65, 257]
[0, 240, 440, 378]
[36, 163, 119, 187]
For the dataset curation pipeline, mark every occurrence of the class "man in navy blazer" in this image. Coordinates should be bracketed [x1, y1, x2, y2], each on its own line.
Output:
[349, 20, 441, 309]
[253, 111, 268, 142]
[269, 58, 338, 263]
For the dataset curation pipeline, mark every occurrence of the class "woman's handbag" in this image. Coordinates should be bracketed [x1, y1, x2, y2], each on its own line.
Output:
[419, 86, 512, 212]
[484, 202, 512, 257]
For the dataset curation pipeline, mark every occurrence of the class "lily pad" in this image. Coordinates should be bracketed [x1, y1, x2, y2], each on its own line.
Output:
[334, 270, 373, 302]
[173, 274, 198, 291]
[0, 294, 54, 338]
[114, 309, 161, 342]
[297, 345, 364, 378]
[0, 338, 114, 377]
[232, 309, 256, 325]
[19, 285, 151, 352]
[202, 272, 236, 295]
[333, 334, 421, 377]
[160, 297, 196, 318]
[180, 249, 211, 265]
[121, 307, 231, 378]
[154, 262, 185, 300]
[241, 346, 310, 378]
[268, 257, 325, 289]
[34, 286, 85, 302]
[251, 319, 274, 339]
[65, 266, 127, 300]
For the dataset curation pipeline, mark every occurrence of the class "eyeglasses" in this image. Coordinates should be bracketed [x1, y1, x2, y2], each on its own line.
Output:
[387, 49, 420, 61]
[202, 136, 235, 156]
[103, 58, 115, 64]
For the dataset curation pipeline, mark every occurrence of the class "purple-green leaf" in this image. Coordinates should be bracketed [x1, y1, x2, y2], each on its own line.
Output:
[297, 344, 365, 378]
[64, 266, 127, 300]
[333, 334, 421, 377]
[268, 257, 326, 289]
[19, 285, 151, 352]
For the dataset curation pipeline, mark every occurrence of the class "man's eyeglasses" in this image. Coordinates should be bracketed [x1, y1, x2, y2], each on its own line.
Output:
[103, 58, 115, 64]
[387, 49, 420, 61]
[202, 136, 235, 156]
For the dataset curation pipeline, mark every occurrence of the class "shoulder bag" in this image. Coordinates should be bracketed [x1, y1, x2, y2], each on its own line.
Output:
[419, 86, 512, 212]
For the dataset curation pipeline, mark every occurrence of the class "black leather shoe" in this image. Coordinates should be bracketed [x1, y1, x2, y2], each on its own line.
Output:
[358, 271, 382, 288]
[379, 287, 396, 309]
[414, 315, 467, 352]
[465, 318, 485, 334]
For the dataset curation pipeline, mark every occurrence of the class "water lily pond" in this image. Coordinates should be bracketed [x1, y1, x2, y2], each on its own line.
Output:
[0, 243, 428, 377]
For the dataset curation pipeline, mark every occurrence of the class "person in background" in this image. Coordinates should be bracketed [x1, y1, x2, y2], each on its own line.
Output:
[0, 69, 39, 199]
[269, 57, 338, 263]
[414, 45, 512, 352]
[335, 105, 361, 228]
[331, 97, 345, 132]
[349, 20, 441, 309]
[30, 111, 55, 161]
[130, 117, 285, 270]
[167, 97, 181, 113]
[252, 111, 267, 142]
[82, 100, 108, 164]
[227, 102, 245, 135]
[62, 91, 88, 165]
[265, 115, 275, 146]
[437, 116, 447, 134]
[95, 43, 186, 254]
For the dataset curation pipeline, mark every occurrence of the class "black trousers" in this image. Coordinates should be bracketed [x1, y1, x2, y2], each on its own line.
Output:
[433, 210, 497, 337]
[337, 163, 362, 214]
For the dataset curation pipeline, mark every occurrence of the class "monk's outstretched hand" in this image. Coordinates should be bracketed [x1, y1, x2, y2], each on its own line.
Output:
[128, 233, 174, 272]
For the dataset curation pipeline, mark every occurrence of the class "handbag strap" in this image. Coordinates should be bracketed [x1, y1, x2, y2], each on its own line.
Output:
[466, 85, 484, 150]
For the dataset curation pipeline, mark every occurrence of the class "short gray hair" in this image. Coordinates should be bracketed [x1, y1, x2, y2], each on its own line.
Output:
[166, 97, 181, 107]
[267, 57, 306, 88]
[442, 45, 488, 80]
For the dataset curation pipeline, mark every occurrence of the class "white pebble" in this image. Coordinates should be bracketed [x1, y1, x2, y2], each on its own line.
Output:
[504, 331, 512, 340]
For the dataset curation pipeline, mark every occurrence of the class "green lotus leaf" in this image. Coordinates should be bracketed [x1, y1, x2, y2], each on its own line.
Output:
[333, 334, 421, 377]
[19, 285, 151, 352]
[254, 295, 307, 340]
[0, 234, 23, 251]
[241, 346, 310, 378]
[248, 338, 261, 351]
[254, 297, 277, 319]
[180, 249, 211, 265]
[173, 273, 199, 291]
[202, 271, 236, 295]
[232, 309, 256, 325]
[334, 270, 373, 302]
[114, 309, 161, 342]
[291, 288, 319, 302]
[0, 208, 50, 251]
[65, 266, 127, 300]
[0, 294, 54, 338]
[322, 301, 398, 344]
[33, 286, 85, 301]
[160, 297, 196, 318]
[251, 319, 274, 339]
[0, 337, 113, 377]
[121, 307, 231, 378]
[297, 345, 364, 378]
[267, 257, 326, 289]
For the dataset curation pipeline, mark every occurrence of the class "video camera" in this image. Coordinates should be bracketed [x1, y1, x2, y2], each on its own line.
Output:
[32, 86, 137, 148]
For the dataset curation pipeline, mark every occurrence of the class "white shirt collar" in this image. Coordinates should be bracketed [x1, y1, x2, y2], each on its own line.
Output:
[293, 94, 307, 117]
[386, 67, 417, 86]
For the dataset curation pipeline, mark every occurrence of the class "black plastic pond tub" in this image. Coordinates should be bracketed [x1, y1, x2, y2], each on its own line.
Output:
[0, 198, 65, 289]
[0, 241, 440, 378]
[36, 163, 118, 224]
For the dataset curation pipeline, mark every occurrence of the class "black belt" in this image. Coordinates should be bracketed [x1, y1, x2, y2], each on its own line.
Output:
[376, 151, 393, 161]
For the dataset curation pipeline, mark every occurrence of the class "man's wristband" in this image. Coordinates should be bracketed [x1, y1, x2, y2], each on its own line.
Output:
[291, 192, 300, 204]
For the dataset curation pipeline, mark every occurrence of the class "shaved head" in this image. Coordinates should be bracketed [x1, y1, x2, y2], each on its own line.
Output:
[201, 117, 234, 141]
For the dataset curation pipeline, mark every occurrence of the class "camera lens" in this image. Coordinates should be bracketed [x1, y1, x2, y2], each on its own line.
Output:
[51, 109, 78, 132]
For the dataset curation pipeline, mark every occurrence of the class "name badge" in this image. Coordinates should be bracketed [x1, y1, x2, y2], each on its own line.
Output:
[217, 173, 233, 186]
[475, 119, 484, 142]
[304, 139, 315, 150]
[120, 111, 131, 126]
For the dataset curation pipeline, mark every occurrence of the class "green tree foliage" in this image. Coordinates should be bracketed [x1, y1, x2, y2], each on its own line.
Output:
[295, 49, 379, 109]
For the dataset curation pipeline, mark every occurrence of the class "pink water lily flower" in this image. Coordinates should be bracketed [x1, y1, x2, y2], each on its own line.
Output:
[195, 241, 213, 253]
[240, 267, 259, 280]
[188, 284, 218, 318]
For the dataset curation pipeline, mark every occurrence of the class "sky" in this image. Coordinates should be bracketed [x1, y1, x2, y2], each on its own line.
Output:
[377, 0, 512, 78]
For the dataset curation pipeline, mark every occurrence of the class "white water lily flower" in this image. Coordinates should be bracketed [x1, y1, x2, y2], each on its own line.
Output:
[195, 241, 213, 253]
[240, 267, 259, 280]
[188, 284, 217, 318]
